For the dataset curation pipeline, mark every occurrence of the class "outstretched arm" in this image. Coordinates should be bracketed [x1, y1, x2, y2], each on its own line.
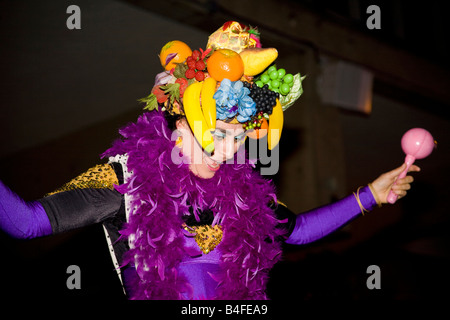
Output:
[1, 163, 124, 240]
[285, 163, 420, 245]
[0, 180, 52, 239]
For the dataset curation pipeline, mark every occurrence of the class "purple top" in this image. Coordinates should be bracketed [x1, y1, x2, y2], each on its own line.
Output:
[0, 179, 377, 299]
[285, 185, 376, 245]
[0, 180, 52, 239]
[175, 185, 377, 299]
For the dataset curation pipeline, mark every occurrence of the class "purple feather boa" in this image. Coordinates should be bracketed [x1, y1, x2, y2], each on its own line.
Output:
[102, 111, 284, 300]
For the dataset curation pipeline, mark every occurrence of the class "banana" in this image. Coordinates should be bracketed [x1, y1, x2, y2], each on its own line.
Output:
[200, 77, 217, 130]
[267, 99, 283, 150]
[183, 81, 215, 154]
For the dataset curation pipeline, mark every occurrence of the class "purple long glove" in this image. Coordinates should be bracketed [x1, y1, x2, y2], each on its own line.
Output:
[285, 185, 377, 245]
[0, 180, 52, 239]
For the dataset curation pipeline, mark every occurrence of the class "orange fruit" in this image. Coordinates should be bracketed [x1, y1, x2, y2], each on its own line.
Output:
[160, 40, 192, 71]
[246, 118, 268, 139]
[206, 49, 244, 82]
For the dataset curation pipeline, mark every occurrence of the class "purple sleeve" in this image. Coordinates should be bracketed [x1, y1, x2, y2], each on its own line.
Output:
[0, 180, 53, 239]
[285, 185, 377, 245]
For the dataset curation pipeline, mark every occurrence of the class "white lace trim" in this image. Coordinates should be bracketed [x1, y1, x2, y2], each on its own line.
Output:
[107, 154, 143, 280]
[100, 154, 135, 293]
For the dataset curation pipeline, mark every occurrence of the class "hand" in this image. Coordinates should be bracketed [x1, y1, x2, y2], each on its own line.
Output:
[370, 163, 421, 204]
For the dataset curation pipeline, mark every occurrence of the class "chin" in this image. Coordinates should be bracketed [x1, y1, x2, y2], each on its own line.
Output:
[192, 163, 221, 179]
[199, 171, 216, 179]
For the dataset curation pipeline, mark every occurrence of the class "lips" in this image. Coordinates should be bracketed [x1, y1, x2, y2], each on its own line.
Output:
[204, 156, 221, 172]
[206, 160, 221, 171]
[207, 163, 221, 171]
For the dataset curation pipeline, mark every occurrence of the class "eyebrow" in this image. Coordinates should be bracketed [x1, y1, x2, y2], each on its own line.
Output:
[213, 128, 246, 139]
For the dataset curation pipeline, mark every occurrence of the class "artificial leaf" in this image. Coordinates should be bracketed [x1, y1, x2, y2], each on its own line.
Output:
[173, 63, 188, 79]
[200, 48, 213, 60]
[161, 83, 181, 105]
[140, 93, 159, 111]
[280, 73, 306, 111]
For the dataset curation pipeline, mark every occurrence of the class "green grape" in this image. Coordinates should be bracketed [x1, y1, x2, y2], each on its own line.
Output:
[269, 70, 278, 80]
[280, 83, 290, 95]
[267, 65, 277, 75]
[283, 73, 294, 83]
[271, 79, 280, 88]
[260, 74, 270, 83]
[256, 80, 264, 88]
[277, 68, 286, 79]
[288, 81, 294, 88]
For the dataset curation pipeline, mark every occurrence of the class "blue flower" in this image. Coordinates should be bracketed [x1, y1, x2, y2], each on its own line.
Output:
[213, 79, 256, 122]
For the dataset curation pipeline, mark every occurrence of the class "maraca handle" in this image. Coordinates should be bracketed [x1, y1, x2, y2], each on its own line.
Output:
[387, 155, 415, 204]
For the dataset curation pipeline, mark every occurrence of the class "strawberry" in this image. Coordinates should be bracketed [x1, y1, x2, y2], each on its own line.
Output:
[185, 68, 196, 79]
[175, 78, 188, 97]
[151, 86, 168, 103]
[192, 50, 201, 61]
[195, 60, 206, 71]
[187, 59, 196, 70]
[195, 70, 205, 81]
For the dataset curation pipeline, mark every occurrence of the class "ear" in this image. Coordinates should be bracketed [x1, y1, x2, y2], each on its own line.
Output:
[175, 118, 189, 130]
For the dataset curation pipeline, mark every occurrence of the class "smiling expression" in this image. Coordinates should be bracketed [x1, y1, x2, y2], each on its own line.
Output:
[176, 119, 246, 179]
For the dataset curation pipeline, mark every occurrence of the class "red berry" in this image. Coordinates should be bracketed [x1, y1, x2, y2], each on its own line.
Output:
[195, 70, 205, 81]
[151, 86, 168, 103]
[187, 59, 196, 69]
[195, 60, 206, 71]
[192, 50, 201, 61]
[175, 78, 188, 97]
[185, 68, 196, 79]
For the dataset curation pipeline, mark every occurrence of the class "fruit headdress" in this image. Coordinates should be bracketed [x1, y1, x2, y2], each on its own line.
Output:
[140, 21, 305, 154]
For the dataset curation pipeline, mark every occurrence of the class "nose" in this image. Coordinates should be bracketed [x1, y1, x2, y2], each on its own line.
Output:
[215, 137, 237, 161]
[224, 139, 236, 159]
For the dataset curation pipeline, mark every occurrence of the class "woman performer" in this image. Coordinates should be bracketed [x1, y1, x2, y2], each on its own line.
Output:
[0, 22, 418, 300]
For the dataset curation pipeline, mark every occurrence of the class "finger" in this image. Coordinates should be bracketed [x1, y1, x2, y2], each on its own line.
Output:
[385, 163, 407, 179]
[408, 164, 421, 173]
[392, 183, 411, 192]
[394, 189, 407, 198]
[396, 175, 414, 185]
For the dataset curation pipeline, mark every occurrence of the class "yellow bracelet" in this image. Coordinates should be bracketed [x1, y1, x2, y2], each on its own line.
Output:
[353, 186, 369, 216]
[368, 183, 382, 208]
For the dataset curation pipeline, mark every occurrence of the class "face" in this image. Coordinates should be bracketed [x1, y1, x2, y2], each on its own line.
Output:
[176, 119, 246, 179]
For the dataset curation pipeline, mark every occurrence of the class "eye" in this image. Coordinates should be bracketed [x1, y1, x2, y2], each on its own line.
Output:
[234, 133, 246, 142]
[212, 130, 226, 140]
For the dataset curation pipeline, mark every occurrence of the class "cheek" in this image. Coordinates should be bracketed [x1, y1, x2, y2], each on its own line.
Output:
[182, 132, 204, 162]
[214, 138, 242, 158]
[215, 139, 229, 152]
[179, 130, 193, 156]
[232, 141, 241, 153]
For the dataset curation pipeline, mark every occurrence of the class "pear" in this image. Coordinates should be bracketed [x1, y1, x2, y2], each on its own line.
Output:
[239, 48, 278, 76]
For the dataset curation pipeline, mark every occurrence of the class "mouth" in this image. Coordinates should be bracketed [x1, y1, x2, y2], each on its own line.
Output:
[203, 154, 222, 172]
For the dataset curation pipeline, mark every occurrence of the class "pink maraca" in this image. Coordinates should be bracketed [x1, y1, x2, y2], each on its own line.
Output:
[387, 128, 435, 204]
